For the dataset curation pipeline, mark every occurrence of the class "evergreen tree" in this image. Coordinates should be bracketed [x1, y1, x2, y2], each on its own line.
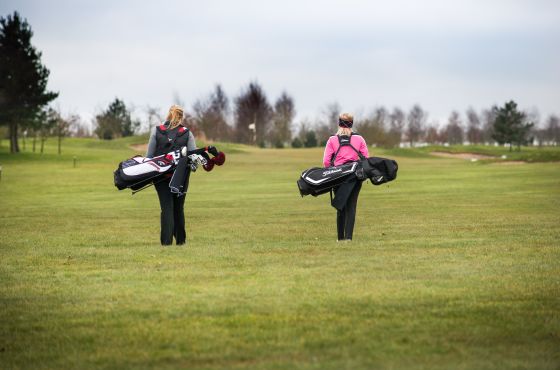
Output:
[94, 98, 138, 139]
[291, 137, 303, 148]
[492, 101, 533, 151]
[0, 12, 58, 153]
[304, 130, 318, 147]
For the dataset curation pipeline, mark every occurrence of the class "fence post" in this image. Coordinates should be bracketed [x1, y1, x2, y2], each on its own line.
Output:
[73, 156, 77, 168]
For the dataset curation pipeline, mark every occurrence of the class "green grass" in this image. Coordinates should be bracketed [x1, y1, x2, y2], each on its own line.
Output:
[1, 139, 559, 370]
[414, 144, 560, 162]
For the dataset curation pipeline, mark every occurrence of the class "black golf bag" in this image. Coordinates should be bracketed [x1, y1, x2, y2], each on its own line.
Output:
[297, 156, 398, 197]
[297, 161, 359, 197]
[297, 134, 398, 197]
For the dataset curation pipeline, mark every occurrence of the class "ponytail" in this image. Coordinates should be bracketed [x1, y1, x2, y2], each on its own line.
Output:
[166, 105, 184, 129]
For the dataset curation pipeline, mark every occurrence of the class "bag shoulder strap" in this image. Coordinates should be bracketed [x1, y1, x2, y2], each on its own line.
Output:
[330, 134, 365, 166]
[177, 126, 189, 137]
[160, 123, 190, 150]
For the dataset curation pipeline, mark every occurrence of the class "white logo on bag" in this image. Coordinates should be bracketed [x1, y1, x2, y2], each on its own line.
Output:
[323, 168, 342, 176]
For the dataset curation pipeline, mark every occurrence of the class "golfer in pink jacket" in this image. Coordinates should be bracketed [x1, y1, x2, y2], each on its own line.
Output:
[322, 113, 369, 241]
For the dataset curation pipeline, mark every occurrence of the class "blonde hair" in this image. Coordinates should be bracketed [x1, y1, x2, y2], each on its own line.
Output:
[337, 127, 353, 136]
[166, 105, 184, 129]
[336, 112, 354, 136]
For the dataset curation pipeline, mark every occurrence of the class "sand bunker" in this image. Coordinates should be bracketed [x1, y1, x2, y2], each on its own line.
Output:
[430, 151, 527, 164]
[130, 143, 148, 153]
[430, 151, 495, 160]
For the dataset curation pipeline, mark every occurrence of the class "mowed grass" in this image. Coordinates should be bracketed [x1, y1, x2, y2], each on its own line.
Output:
[418, 144, 560, 162]
[0, 139, 559, 370]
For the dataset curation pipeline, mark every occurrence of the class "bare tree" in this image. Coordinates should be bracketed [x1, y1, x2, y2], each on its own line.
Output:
[209, 84, 231, 141]
[234, 82, 272, 145]
[68, 114, 91, 137]
[388, 107, 405, 147]
[406, 104, 427, 147]
[544, 115, 560, 145]
[359, 107, 389, 147]
[323, 102, 341, 127]
[424, 124, 440, 144]
[271, 92, 295, 147]
[533, 125, 547, 147]
[445, 111, 464, 145]
[55, 113, 74, 154]
[526, 108, 540, 146]
[314, 102, 341, 145]
[193, 84, 232, 142]
[144, 105, 163, 133]
[481, 107, 497, 144]
[291, 119, 310, 148]
[314, 123, 331, 146]
[466, 107, 482, 144]
[37, 107, 57, 154]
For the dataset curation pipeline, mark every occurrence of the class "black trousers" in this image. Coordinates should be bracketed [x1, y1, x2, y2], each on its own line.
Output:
[154, 180, 186, 245]
[335, 181, 362, 240]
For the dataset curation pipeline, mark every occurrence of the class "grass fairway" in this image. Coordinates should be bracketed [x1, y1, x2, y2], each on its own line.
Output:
[1, 139, 559, 370]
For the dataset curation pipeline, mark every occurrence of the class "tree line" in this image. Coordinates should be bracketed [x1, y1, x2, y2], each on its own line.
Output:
[2, 11, 559, 154]
[92, 87, 559, 152]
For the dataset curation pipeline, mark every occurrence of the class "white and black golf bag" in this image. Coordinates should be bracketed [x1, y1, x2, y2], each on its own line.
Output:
[114, 146, 226, 194]
[114, 148, 186, 191]
[297, 156, 398, 197]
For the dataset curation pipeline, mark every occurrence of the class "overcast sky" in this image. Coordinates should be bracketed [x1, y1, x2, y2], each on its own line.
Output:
[2, 0, 559, 128]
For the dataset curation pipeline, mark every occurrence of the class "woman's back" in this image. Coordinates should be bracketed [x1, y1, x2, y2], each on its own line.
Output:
[323, 134, 369, 167]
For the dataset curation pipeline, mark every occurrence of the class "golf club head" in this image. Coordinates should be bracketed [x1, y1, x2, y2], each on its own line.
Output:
[213, 152, 226, 166]
[203, 161, 215, 172]
[207, 145, 219, 157]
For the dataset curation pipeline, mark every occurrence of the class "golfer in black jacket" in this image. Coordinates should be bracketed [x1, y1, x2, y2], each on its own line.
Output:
[146, 105, 196, 246]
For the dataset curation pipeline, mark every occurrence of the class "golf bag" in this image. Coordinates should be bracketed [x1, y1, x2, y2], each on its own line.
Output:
[297, 156, 398, 197]
[297, 162, 359, 197]
[114, 146, 226, 194]
[114, 148, 184, 191]
[297, 135, 398, 197]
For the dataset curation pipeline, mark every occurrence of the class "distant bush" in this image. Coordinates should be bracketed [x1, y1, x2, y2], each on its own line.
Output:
[304, 131, 317, 147]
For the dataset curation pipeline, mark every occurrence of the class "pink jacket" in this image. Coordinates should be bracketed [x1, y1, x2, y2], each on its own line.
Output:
[323, 134, 369, 167]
